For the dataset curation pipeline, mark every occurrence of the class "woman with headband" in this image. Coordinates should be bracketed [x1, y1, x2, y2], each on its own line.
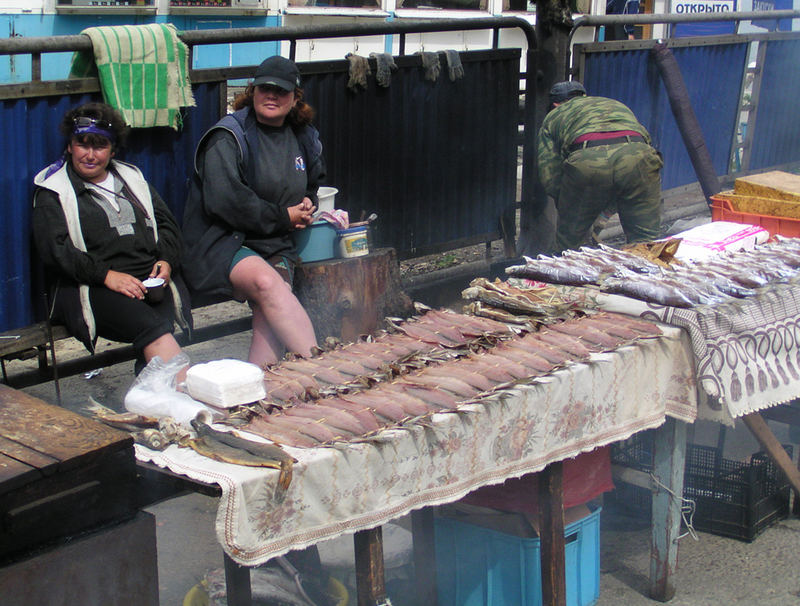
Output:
[32, 102, 192, 376]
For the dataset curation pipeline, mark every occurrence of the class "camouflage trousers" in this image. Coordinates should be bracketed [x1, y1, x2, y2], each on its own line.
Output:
[555, 141, 663, 253]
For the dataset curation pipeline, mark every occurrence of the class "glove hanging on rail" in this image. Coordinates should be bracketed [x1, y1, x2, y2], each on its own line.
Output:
[444, 49, 464, 82]
[345, 53, 371, 91]
[415, 51, 441, 82]
[369, 52, 398, 87]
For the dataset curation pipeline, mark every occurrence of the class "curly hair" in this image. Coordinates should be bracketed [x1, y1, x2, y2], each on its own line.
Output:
[60, 102, 129, 150]
[232, 84, 315, 127]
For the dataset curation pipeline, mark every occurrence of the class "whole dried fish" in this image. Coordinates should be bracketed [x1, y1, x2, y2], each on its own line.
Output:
[600, 276, 695, 308]
[282, 403, 367, 436]
[191, 419, 295, 490]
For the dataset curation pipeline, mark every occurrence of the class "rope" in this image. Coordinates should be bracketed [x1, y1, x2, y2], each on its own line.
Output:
[649, 472, 699, 542]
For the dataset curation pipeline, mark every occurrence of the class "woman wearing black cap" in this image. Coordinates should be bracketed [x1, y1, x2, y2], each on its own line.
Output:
[32, 102, 191, 375]
[183, 55, 325, 367]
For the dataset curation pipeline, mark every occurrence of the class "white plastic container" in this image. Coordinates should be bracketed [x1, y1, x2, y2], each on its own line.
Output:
[337, 225, 369, 258]
[317, 187, 338, 213]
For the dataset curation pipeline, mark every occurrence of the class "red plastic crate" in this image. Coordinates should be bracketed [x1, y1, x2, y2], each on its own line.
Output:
[710, 195, 800, 237]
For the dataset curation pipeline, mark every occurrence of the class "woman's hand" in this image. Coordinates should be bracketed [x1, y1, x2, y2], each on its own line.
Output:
[288, 197, 317, 230]
[150, 260, 172, 285]
[104, 270, 146, 300]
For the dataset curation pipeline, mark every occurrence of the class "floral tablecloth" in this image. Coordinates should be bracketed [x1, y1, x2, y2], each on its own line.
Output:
[136, 325, 697, 566]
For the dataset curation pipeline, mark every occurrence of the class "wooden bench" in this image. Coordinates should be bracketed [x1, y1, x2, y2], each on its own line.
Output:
[1, 248, 412, 394]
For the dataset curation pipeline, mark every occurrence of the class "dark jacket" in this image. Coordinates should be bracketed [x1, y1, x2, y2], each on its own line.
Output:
[32, 159, 191, 352]
[182, 107, 326, 298]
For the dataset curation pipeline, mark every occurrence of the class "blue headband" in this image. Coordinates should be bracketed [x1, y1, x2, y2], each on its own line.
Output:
[73, 123, 115, 143]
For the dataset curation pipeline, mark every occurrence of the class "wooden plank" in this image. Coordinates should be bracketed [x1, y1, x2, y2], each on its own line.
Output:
[411, 508, 438, 606]
[649, 418, 687, 602]
[0, 435, 60, 472]
[538, 461, 566, 606]
[0, 384, 131, 472]
[354, 527, 389, 606]
[0, 452, 41, 493]
[743, 412, 800, 498]
[0, 323, 69, 358]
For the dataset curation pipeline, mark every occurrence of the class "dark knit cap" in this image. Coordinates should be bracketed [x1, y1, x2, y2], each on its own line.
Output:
[549, 81, 587, 106]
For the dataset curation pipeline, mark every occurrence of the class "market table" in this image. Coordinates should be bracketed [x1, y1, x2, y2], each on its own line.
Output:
[137, 324, 699, 605]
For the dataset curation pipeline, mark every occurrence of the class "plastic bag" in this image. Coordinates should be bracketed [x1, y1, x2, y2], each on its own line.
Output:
[124, 353, 213, 427]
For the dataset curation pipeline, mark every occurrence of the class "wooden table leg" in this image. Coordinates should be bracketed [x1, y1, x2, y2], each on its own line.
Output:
[538, 461, 566, 606]
[412, 508, 438, 605]
[743, 412, 800, 499]
[354, 527, 391, 606]
[223, 553, 252, 606]
[649, 417, 687, 602]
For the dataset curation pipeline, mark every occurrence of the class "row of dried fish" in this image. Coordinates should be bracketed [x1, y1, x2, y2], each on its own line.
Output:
[507, 238, 800, 308]
[262, 307, 517, 403]
[240, 312, 662, 448]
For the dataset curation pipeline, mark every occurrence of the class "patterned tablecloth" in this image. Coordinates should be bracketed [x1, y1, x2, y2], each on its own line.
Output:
[136, 325, 697, 566]
[564, 281, 800, 423]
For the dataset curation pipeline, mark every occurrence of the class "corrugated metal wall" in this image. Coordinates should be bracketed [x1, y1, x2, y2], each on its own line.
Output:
[578, 40, 748, 191]
[0, 87, 221, 333]
[0, 50, 520, 333]
[749, 38, 800, 170]
[302, 49, 520, 259]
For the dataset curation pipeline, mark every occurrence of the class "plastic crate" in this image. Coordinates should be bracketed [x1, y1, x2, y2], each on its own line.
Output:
[434, 506, 601, 606]
[610, 435, 792, 542]
[710, 195, 800, 237]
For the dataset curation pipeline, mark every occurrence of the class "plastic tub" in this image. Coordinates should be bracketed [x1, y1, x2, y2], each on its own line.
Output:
[435, 506, 601, 606]
[710, 195, 800, 237]
[292, 220, 338, 263]
[317, 187, 338, 213]
[337, 225, 369, 258]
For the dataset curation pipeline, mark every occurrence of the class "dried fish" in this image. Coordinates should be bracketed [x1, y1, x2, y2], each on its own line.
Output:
[491, 342, 557, 373]
[399, 373, 479, 398]
[243, 416, 320, 449]
[321, 397, 383, 432]
[600, 276, 695, 308]
[368, 385, 436, 417]
[192, 420, 295, 490]
[548, 321, 624, 349]
[340, 391, 410, 422]
[282, 403, 367, 436]
[536, 329, 595, 358]
[423, 364, 495, 392]
[464, 301, 534, 326]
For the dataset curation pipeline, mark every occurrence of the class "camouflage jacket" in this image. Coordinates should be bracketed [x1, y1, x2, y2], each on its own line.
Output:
[537, 96, 652, 200]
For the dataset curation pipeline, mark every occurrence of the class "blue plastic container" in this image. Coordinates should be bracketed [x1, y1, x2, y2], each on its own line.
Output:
[292, 220, 338, 263]
[435, 506, 601, 606]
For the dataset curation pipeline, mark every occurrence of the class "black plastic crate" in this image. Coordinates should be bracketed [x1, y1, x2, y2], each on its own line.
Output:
[610, 434, 793, 542]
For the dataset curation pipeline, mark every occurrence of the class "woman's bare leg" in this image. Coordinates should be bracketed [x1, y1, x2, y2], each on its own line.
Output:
[143, 333, 188, 382]
[230, 255, 317, 367]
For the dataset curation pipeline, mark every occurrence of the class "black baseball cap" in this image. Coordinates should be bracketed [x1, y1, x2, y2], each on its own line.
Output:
[549, 81, 587, 106]
[252, 56, 301, 92]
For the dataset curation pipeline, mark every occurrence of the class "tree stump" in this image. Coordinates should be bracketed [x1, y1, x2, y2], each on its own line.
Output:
[294, 248, 413, 343]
